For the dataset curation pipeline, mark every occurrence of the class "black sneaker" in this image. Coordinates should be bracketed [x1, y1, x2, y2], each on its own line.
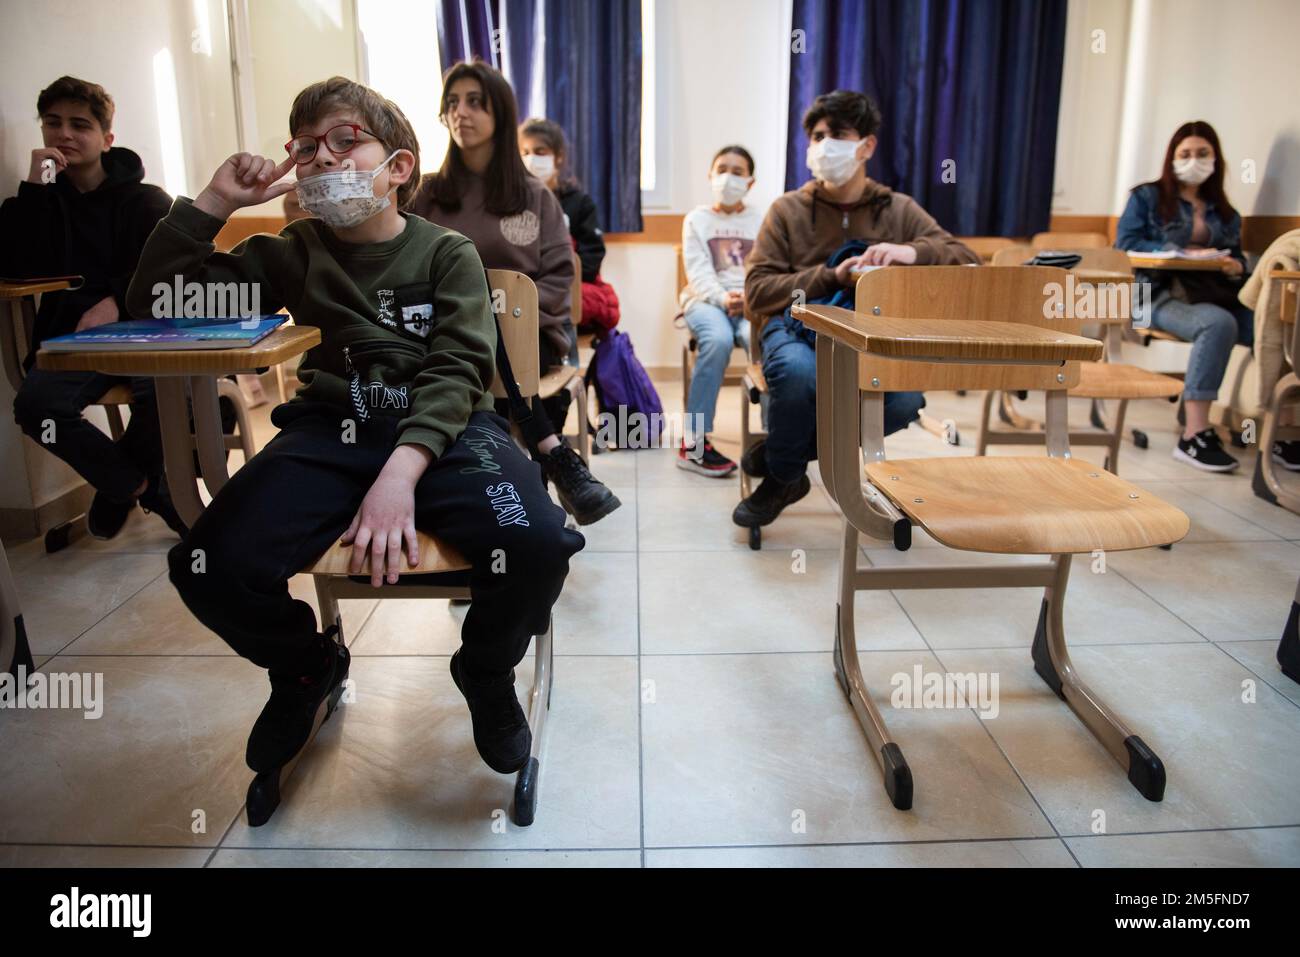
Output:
[449, 650, 531, 774]
[138, 473, 188, 538]
[87, 490, 136, 540]
[1272, 440, 1300, 472]
[677, 437, 737, 476]
[542, 441, 621, 525]
[732, 474, 812, 527]
[1172, 428, 1239, 472]
[740, 439, 768, 478]
[246, 632, 350, 773]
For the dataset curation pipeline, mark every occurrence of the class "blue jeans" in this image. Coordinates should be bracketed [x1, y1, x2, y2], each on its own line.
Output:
[684, 301, 750, 436]
[760, 313, 925, 484]
[1151, 297, 1254, 401]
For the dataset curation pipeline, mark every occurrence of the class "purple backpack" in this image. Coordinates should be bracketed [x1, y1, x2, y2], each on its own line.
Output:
[584, 331, 664, 446]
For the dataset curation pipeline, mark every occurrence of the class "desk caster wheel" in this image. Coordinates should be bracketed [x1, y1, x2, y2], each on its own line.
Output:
[1132, 429, 1149, 449]
[748, 526, 761, 551]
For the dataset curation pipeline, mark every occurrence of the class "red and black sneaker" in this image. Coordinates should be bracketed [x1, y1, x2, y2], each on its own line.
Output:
[678, 437, 737, 477]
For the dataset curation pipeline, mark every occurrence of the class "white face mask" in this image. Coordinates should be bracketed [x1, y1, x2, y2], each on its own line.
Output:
[710, 172, 750, 206]
[523, 153, 555, 180]
[1173, 155, 1215, 186]
[807, 137, 863, 187]
[295, 151, 400, 228]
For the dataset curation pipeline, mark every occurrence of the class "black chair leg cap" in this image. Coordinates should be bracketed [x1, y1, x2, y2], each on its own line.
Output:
[1125, 735, 1166, 802]
[512, 757, 540, 827]
[882, 743, 913, 810]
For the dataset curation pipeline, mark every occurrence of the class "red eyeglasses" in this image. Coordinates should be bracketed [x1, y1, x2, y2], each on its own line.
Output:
[284, 124, 384, 164]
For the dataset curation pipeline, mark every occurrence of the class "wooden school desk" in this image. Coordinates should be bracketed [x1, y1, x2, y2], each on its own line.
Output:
[1125, 254, 1235, 272]
[0, 279, 76, 391]
[35, 326, 321, 527]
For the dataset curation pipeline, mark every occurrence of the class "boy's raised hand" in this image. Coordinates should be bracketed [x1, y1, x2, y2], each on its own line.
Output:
[194, 153, 296, 220]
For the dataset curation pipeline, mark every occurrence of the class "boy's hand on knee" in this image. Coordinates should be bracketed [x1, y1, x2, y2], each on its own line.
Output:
[339, 476, 420, 587]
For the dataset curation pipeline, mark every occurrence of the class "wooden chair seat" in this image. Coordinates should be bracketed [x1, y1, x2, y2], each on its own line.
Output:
[1070, 362, 1183, 400]
[864, 456, 1188, 554]
[96, 384, 133, 405]
[1139, 327, 1185, 343]
[308, 529, 469, 577]
[538, 364, 579, 399]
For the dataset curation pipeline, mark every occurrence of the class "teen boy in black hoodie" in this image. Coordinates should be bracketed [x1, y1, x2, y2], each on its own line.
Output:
[3, 77, 184, 537]
[128, 77, 584, 777]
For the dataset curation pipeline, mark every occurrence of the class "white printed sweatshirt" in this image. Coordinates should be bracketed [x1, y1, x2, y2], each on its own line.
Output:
[678, 203, 765, 313]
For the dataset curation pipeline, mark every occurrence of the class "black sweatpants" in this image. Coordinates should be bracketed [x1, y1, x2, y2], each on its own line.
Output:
[167, 401, 585, 677]
[13, 369, 164, 502]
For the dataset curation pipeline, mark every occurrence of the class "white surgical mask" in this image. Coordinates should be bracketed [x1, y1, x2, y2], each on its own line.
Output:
[710, 172, 750, 207]
[1173, 155, 1215, 186]
[295, 151, 399, 228]
[523, 153, 555, 180]
[806, 137, 863, 188]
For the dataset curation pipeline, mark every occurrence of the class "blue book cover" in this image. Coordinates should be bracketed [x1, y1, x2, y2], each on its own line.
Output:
[41, 315, 288, 352]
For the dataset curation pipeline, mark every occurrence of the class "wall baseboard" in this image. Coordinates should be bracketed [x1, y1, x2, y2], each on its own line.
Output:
[0, 483, 93, 546]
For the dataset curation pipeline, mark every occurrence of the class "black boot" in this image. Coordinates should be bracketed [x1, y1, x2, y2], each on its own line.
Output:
[541, 440, 621, 525]
[450, 650, 531, 773]
[138, 473, 188, 538]
[246, 632, 350, 773]
[732, 474, 811, 527]
[87, 490, 137, 540]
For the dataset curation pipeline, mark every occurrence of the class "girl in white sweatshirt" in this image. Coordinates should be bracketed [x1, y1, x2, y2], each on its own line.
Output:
[678, 145, 764, 475]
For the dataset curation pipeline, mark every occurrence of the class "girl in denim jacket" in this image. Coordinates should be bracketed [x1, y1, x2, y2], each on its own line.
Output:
[1116, 120, 1258, 472]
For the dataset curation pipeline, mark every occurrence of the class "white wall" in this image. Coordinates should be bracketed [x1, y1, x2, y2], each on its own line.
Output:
[0, 0, 237, 515]
[602, 0, 792, 368]
[1053, 0, 1300, 218]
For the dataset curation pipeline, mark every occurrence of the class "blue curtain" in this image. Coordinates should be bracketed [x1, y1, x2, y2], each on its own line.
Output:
[435, 0, 501, 69]
[543, 0, 642, 233]
[785, 0, 1068, 237]
[436, 0, 642, 233]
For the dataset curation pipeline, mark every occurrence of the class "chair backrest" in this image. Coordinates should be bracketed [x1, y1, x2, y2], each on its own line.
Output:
[675, 244, 687, 294]
[852, 265, 1084, 393]
[955, 236, 1021, 263]
[570, 249, 583, 327]
[992, 244, 1132, 274]
[485, 269, 541, 400]
[1031, 231, 1109, 249]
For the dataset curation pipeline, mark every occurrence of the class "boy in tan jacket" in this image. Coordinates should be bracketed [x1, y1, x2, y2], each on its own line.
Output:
[736, 89, 978, 529]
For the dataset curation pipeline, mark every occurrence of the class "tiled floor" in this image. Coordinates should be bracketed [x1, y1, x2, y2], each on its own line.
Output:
[2, 375, 1298, 868]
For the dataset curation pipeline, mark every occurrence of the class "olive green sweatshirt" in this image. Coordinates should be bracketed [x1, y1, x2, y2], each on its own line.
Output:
[125, 197, 497, 460]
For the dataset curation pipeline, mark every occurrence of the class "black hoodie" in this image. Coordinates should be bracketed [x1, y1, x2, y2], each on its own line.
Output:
[555, 184, 606, 283]
[0, 146, 171, 367]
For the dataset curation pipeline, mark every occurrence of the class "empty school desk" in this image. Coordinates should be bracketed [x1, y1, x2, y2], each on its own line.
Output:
[34, 326, 321, 528]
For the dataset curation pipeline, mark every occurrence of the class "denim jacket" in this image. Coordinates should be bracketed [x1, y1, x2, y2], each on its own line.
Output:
[1115, 183, 1247, 298]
